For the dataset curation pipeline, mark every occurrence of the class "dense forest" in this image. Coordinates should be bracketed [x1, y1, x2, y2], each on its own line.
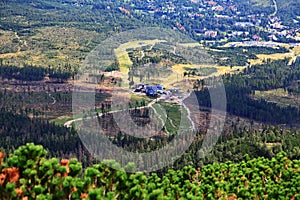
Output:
[0, 143, 300, 199]
[0, 0, 143, 33]
[0, 42, 300, 177]
[195, 58, 300, 124]
[1, 105, 300, 175]
[0, 63, 73, 82]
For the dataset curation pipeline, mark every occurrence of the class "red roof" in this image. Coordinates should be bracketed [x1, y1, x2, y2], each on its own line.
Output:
[229, 5, 236, 10]
[119, 7, 130, 15]
[215, 6, 224, 11]
[195, 13, 204, 17]
[207, 1, 217, 5]
[252, 35, 262, 40]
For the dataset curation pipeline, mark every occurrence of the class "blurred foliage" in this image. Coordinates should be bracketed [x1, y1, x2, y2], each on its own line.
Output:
[0, 143, 300, 199]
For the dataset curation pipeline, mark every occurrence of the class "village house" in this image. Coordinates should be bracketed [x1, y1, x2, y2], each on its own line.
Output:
[205, 30, 218, 38]
[268, 34, 278, 41]
[252, 35, 262, 41]
[235, 22, 255, 28]
[134, 83, 164, 97]
[145, 84, 164, 96]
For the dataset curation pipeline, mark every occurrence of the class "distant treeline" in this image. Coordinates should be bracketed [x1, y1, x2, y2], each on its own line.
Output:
[209, 46, 289, 66]
[1, 107, 300, 175]
[196, 85, 299, 124]
[195, 58, 300, 124]
[0, 110, 93, 168]
[0, 64, 73, 82]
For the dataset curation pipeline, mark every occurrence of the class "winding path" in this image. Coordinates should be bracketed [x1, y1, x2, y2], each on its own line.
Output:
[64, 96, 165, 128]
[14, 32, 28, 52]
[46, 91, 57, 105]
[270, 0, 278, 17]
[180, 92, 197, 132]
[151, 103, 170, 134]
[64, 92, 196, 133]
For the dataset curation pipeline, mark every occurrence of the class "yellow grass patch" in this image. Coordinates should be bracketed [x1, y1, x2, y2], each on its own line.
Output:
[255, 88, 288, 96]
[29, 54, 46, 63]
[248, 58, 262, 65]
[172, 64, 193, 74]
[216, 66, 246, 75]
[257, 53, 293, 60]
[249, 53, 293, 65]
[114, 39, 167, 85]
[292, 46, 300, 55]
[178, 43, 203, 48]
[0, 27, 100, 67]
[114, 39, 166, 57]
[163, 72, 183, 89]
[163, 63, 242, 88]
[254, 88, 300, 107]
[0, 51, 25, 59]
[0, 30, 16, 46]
[118, 54, 131, 73]
[221, 42, 243, 48]
[168, 64, 239, 89]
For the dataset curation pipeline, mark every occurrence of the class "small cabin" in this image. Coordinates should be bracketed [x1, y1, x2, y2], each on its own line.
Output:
[146, 85, 158, 97]
[145, 84, 164, 97]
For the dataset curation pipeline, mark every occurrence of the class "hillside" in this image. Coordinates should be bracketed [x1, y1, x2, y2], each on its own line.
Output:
[1, 1, 300, 199]
[276, 0, 300, 23]
[0, 0, 144, 67]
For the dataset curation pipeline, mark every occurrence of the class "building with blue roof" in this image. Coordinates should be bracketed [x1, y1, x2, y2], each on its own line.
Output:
[146, 85, 158, 96]
[144, 84, 164, 97]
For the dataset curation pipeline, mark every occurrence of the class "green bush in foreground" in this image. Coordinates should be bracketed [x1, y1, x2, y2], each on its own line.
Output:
[0, 143, 299, 199]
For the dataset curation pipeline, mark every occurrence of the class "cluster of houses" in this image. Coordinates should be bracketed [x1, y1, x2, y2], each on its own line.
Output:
[134, 83, 165, 97]
[69, 0, 300, 43]
[117, 0, 300, 42]
[266, 16, 300, 42]
[134, 83, 180, 97]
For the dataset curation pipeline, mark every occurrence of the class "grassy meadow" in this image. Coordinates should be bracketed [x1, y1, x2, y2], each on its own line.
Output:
[254, 88, 300, 108]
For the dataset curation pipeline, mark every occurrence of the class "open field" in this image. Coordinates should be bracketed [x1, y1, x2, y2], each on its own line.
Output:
[156, 102, 183, 135]
[254, 88, 300, 108]
[292, 46, 300, 55]
[50, 116, 74, 126]
[250, 0, 273, 7]
[222, 41, 290, 49]
[114, 39, 166, 56]
[167, 64, 242, 89]
[222, 42, 300, 66]
[249, 52, 294, 65]
[115, 39, 180, 88]
[118, 54, 131, 74]
[178, 43, 203, 48]
[0, 27, 101, 67]
[130, 94, 152, 104]
[215, 66, 246, 75]
[114, 39, 166, 86]
[0, 30, 21, 55]
[114, 40, 248, 91]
